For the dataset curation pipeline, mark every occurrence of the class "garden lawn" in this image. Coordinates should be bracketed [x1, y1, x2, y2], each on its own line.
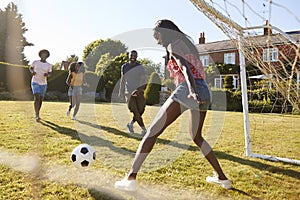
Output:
[0, 101, 299, 200]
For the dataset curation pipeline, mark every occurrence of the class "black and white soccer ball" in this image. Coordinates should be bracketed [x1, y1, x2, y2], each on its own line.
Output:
[70, 144, 96, 168]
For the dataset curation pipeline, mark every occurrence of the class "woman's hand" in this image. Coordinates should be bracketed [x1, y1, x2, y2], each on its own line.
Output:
[83, 82, 89, 87]
[188, 92, 205, 104]
[131, 90, 141, 97]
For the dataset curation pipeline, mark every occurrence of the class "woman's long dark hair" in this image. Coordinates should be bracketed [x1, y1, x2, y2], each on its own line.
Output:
[154, 19, 199, 61]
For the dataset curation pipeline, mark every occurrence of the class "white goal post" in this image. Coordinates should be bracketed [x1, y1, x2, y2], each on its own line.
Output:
[189, 0, 300, 165]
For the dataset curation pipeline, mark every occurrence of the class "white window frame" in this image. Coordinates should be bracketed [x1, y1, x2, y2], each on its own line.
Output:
[214, 74, 239, 89]
[263, 48, 278, 62]
[200, 55, 209, 67]
[224, 52, 235, 64]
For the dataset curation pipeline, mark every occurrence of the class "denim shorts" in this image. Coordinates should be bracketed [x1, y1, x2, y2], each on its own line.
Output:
[72, 86, 82, 96]
[170, 79, 212, 111]
[68, 87, 73, 96]
[31, 82, 47, 97]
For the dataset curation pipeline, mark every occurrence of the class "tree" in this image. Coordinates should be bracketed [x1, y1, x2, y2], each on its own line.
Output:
[95, 53, 113, 76]
[83, 39, 127, 72]
[144, 72, 161, 105]
[0, 3, 32, 65]
[139, 58, 163, 78]
[52, 54, 79, 70]
[101, 53, 128, 100]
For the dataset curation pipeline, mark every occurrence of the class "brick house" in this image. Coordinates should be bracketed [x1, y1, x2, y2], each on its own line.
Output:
[194, 29, 300, 90]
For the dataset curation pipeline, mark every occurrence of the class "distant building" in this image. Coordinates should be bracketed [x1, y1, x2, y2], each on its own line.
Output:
[60, 61, 71, 70]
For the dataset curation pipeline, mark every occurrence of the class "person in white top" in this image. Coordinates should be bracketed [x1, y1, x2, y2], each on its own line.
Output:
[29, 49, 52, 122]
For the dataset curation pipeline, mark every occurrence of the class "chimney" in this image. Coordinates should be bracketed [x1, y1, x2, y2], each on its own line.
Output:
[263, 20, 272, 35]
[199, 32, 205, 44]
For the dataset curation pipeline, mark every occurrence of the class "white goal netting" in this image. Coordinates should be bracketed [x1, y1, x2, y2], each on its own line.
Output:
[190, 0, 300, 164]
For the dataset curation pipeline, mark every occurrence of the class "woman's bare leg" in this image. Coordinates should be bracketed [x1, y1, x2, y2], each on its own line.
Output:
[127, 98, 184, 179]
[189, 110, 228, 180]
[73, 94, 81, 117]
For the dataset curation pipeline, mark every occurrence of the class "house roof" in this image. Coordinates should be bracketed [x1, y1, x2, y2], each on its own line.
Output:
[196, 31, 300, 54]
[196, 39, 236, 54]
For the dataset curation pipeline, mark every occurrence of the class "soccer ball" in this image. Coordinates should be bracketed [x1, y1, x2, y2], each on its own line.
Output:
[70, 144, 96, 168]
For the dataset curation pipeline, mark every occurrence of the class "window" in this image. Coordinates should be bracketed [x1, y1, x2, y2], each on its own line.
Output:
[200, 55, 209, 67]
[224, 52, 235, 64]
[214, 75, 239, 89]
[263, 48, 278, 62]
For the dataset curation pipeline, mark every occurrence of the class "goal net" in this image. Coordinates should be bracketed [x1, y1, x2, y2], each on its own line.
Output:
[189, 0, 300, 164]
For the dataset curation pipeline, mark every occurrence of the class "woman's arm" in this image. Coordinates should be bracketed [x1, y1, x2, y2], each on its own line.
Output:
[172, 54, 199, 100]
[66, 73, 72, 86]
[82, 73, 89, 86]
[168, 40, 202, 103]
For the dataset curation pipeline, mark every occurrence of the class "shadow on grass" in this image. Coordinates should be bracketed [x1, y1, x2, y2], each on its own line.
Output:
[39, 119, 81, 141]
[77, 119, 193, 151]
[88, 188, 124, 200]
[215, 151, 300, 180]
[40, 120, 136, 155]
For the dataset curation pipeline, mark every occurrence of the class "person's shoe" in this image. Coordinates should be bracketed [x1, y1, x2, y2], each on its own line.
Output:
[206, 172, 231, 189]
[71, 116, 77, 120]
[126, 123, 134, 134]
[141, 129, 147, 136]
[114, 177, 137, 191]
[66, 110, 70, 116]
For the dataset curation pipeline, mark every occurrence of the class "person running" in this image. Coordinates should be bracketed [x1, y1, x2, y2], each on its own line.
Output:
[66, 62, 76, 117]
[118, 50, 147, 136]
[29, 49, 52, 122]
[115, 19, 231, 191]
[65, 62, 87, 120]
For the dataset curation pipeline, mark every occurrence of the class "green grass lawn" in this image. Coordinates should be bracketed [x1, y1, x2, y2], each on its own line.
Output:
[0, 101, 299, 200]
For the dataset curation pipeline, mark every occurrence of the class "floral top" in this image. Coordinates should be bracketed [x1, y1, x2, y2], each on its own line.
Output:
[167, 53, 206, 86]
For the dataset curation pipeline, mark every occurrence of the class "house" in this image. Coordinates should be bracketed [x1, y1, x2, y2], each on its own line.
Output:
[60, 61, 71, 70]
[196, 32, 240, 89]
[194, 27, 300, 90]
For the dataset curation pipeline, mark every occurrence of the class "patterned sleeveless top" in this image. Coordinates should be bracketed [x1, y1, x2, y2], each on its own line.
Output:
[167, 53, 206, 86]
[70, 72, 84, 86]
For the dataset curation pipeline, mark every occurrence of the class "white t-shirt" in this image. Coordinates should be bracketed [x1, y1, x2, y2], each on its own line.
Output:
[31, 60, 52, 85]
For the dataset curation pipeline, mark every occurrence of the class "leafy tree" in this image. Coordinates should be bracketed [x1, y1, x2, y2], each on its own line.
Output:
[101, 53, 128, 99]
[52, 54, 79, 70]
[204, 65, 218, 87]
[144, 72, 161, 105]
[95, 53, 113, 76]
[0, 3, 32, 65]
[138, 58, 163, 78]
[82, 39, 103, 60]
[83, 39, 127, 72]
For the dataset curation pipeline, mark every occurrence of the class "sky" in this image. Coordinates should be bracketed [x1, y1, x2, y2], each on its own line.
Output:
[1, 0, 300, 65]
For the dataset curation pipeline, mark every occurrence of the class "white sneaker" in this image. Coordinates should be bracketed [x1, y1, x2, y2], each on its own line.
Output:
[114, 177, 137, 191]
[206, 173, 231, 189]
[66, 110, 70, 116]
[71, 116, 76, 120]
[126, 123, 134, 134]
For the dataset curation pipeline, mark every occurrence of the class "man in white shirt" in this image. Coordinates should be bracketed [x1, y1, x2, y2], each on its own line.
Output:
[29, 49, 52, 122]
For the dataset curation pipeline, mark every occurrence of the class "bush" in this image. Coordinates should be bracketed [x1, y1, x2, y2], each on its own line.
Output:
[44, 91, 64, 101]
[162, 78, 175, 91]
[0, 92, 13, 100]
[144, 72, 161, 105]
[224, 75, 233, 90]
